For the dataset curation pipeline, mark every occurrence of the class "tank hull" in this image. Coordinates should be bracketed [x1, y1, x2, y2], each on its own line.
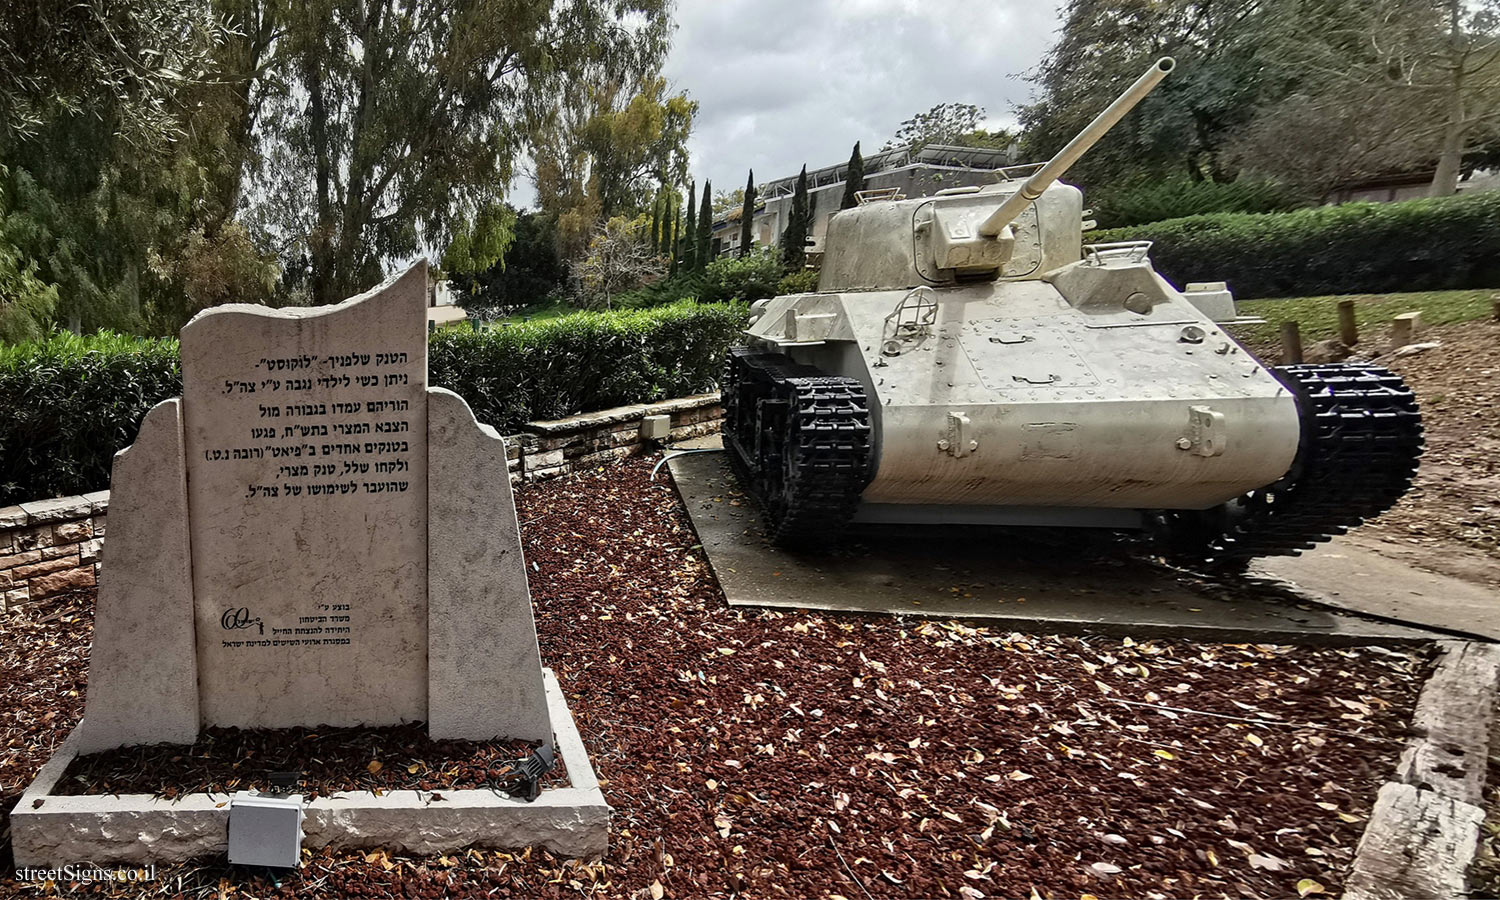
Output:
[746, 273, 1301, 514]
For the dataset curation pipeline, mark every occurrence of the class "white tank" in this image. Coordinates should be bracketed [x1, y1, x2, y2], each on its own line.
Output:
[723, 59, 1423, 568]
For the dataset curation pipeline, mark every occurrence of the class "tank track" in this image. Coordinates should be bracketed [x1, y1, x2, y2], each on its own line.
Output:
[722, 347, 872, 547]
[1158, 362, 1423, 568]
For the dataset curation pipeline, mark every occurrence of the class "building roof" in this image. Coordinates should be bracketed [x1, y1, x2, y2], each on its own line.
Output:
[760, 142, 1016, 199]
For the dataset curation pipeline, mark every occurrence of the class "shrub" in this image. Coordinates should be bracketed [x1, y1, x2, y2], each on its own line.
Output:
[0, 301, 748, 505]
[0, 331, 182, 505]
[777, 268, 820, 294]
[698, 249, 785, 303]
[1090, 191, 1500, 299]
[1089, 177, 1304, 229]
[429, 300, 746, 431]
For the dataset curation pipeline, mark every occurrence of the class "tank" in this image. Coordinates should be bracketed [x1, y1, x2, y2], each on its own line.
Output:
[722, 58, 1424, 568]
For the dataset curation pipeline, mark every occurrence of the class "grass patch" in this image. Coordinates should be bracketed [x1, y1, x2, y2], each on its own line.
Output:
[1230, 289, 1496, 347]
[491, 298, 575, 326]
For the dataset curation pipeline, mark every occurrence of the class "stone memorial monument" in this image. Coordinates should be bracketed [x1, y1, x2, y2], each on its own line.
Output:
[13, 264, 607, 865]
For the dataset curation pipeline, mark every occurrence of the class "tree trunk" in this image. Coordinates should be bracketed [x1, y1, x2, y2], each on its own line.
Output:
[1430, 6, 1467, 198]
[305, 52, 335, 305]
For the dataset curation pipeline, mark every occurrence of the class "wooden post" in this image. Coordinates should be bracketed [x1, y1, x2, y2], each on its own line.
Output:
[1280, 320, 1304, 365]
[1337, 299, 1358, 346]
[1392, 311, 1423, 348]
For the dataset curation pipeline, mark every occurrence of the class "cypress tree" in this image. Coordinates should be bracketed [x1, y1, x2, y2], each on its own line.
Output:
[660, 194, 674, 256]
[650, 192, 661, 251]
[839, 142, 865, 210]
[681, 181, 697, 271]
[738, 170, 756, 258]
[696, 179, 713, 270]
[780, 165, 810, 270]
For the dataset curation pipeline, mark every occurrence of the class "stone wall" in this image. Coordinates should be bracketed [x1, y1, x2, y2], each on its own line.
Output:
[0, 393, 720, 612]
[503, 392, 721, 481]
[0, 493, 107, 611]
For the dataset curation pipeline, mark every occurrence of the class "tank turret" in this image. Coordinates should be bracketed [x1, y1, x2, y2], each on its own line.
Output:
[722, 59, 1423, 570]
[820, 58, 1174, 292]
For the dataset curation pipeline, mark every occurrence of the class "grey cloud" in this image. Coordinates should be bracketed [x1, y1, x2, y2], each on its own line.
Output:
[664, 0, 1062, 195]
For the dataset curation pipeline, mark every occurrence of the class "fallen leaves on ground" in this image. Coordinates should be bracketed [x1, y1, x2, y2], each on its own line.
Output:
[0, 456, 1426, 898]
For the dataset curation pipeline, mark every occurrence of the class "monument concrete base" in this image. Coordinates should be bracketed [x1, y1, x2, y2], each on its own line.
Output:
[11, 670, 608, 867]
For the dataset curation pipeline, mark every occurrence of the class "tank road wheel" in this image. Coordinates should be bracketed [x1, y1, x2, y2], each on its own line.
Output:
[1156, 362, 1423, 569]
[722, 347, 872, 548]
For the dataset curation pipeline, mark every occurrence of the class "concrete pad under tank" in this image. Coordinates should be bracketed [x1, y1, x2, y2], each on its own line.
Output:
[666, 440, 1442, 645]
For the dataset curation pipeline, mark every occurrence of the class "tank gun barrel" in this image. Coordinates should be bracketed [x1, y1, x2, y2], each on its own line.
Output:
[977, 57, 1175, 238]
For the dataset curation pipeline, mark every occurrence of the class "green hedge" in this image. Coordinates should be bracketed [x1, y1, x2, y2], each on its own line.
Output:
[1089, 177, 1304, 230]
[1091, 191, 1500, 299]
[428, 300, 745, 433]
[0, 300, 746, 505]
[0, 332, 183, 506]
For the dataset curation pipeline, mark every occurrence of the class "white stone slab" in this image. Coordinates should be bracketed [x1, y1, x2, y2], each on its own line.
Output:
[12, 670, 608, 865]
[427, 388, 551, 746]
[74, 399, 198, 753]
[181, 265, 429, 729]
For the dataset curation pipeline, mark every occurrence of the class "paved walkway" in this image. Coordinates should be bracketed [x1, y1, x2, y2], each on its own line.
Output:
[1257, 533, 1499, 640]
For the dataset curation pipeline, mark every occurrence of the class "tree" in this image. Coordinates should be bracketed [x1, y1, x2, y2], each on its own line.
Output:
[738, 170, 756, 258]
[840, 142, 866, 210]
[1017, 0, 1270, 189]
[0, 0, 223, 148]
[249, 0, 673, 305]
[780, 166, 810, 270]
[531, 73, 695, 260]
[0, 0, 288, 337]
[695, 179, 713, 268]
[659, 191, 676, 256]
[441, 202, 517, 294]
[680, 181, 697, 271]
[713, 186, 746, 217]
[570, 216, 662, 309]
[883, 103, 1013, 151]
[454, 210, 565, 319]
[1264, 0, 1500, 196]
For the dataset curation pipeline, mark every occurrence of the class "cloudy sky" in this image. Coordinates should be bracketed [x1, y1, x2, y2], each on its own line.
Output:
[663, 0, 1065, 199]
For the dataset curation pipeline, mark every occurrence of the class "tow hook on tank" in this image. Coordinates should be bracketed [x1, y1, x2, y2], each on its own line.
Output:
[939, 411, 978, 457]
[1176, 405, 1226, 457]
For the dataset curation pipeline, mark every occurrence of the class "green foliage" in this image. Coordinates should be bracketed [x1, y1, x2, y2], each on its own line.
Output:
[781, 166, 810, 270]
[453, 210, 567, 320]
[700, 249, 783, 303]
[738, 170, 755, 258]
[680, 181, 697, 271]
[0, 301, 746, 503]
[1018, 0, 1273, 189]
[695, 179, 713, 271]
[442, 203, 518, 291]
[256, 0, 674, 304]
[777, 268, 820, 294]
[429, 301, 747, 432]
[533, 74, 695, 260]
[0, 226, 58, 343]
[0, 331, 182, 505]
[882, 104, 1011, 152]
[840, 142, 865, 211]
[1091, 191, 1500, 299]
[1090, 177, 1306, 229]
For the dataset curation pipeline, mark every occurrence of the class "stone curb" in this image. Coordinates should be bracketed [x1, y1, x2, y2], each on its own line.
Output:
[11, 669, 610, 865]
[1342, 640, 1500, 900]
[524, 392, 720, 435]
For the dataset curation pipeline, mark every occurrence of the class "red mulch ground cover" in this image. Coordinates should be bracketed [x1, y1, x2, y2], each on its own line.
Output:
[0, 455, 1424, 899]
